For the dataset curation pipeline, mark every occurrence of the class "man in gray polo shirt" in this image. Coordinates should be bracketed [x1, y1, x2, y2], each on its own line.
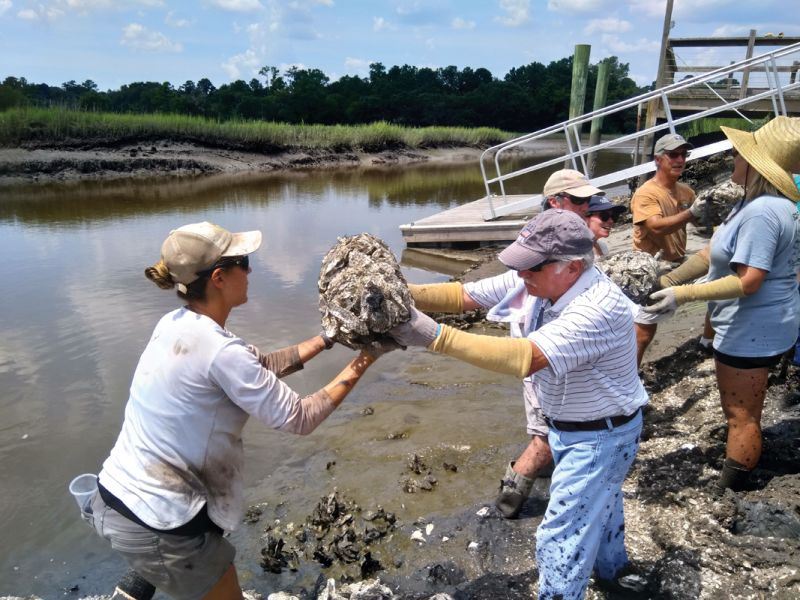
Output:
[391, 210, 648, 598]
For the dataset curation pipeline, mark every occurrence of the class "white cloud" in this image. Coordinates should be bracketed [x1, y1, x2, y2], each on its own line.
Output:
[121, 23, 183, 52]
[0, 0, 12, 17]
[547, 0, 603, 12]
[315, 0, 334, 5]
[628, 0, 668, 18]
[451, 17, 475, 30]
[209, 0, 263, 12]
[221, 48, 262, 80]
[373, 16, 396, 32]
[344, 57, 370, 74]
[165, 10, 190, 28]
[711, 24, 751, 36]
[601, 33, 659, 54]
[18, 8, 38, 19]
[495, 0, 529, 27]
[585, 17, 631, 34]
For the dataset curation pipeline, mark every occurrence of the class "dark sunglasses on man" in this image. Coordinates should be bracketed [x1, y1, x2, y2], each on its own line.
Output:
[518, 259, 559, 274]
[664, 149, 690, 160]
[557, 193, 591, 205]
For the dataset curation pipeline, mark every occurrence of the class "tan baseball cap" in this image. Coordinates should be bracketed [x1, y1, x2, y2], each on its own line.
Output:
[654, 133, 693, 154]
[542, 169, 604, 199]
[161, 221, 262, 285]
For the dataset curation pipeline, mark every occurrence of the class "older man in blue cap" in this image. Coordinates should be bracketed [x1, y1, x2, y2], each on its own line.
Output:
[391, 209, 648, 599]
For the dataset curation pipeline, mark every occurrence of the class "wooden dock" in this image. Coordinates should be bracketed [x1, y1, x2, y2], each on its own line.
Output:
[400, 194, 540, 247]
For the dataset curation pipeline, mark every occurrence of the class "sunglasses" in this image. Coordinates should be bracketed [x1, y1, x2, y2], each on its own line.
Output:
[519, 259, 559, 274]
[592, 210, 616, 222]
[664, 150, 690, 160]
[558, 193, 591, 205]
[196, 255, 249, 277]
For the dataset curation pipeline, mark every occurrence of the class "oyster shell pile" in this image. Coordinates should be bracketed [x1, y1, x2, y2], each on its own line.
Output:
[597, 250, 659, 305]
[696, 180, 744, 227]
[319, 233, 412, 349]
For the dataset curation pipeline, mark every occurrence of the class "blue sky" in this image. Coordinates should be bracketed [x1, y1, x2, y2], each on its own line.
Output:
[1, 0, 798, 91]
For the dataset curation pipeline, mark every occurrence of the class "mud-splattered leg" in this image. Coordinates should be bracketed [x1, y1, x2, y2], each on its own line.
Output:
[715, 360, 768, 469]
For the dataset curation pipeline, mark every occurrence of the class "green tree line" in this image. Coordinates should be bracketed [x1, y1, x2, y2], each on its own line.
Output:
[0, 56, 646, 133]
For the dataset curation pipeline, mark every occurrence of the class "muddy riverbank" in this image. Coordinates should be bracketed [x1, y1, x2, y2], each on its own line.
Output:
[0, 138, 579, 186]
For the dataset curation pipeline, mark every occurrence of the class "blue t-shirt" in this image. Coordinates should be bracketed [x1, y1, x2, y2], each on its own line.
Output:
[708, 195, 800, 357]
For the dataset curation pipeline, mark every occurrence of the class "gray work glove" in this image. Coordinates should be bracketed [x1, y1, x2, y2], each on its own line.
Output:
[688, 196, 707, 219]
[389, 306, 440, 347]
[642, 287, 678, 315]
[362, 337, 402, 359]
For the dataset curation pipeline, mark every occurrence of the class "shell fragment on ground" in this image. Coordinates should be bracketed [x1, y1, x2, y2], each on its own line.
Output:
[319, 233, 412, 349]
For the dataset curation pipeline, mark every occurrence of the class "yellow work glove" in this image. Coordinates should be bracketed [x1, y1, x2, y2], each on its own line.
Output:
[430, 325, 533, 378]
[659, 252, 710, 288]
[408, 282, 464, 313]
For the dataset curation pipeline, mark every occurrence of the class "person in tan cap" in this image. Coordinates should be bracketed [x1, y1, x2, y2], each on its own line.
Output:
[644, 116, 800, 492]
[390, 210, 648, 598]
[540, 168, 605, 217]
[86, 222, 394, 599]
[631, 132, 710, 364]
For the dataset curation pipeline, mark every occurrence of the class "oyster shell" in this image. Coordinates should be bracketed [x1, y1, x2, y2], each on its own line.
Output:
[696, 180, 744, 227]
[318, 233, 411, 349]
[597, 250, 659, 304]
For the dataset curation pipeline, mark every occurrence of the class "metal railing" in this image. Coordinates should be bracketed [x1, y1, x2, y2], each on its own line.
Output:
[480, 41, 800, 221]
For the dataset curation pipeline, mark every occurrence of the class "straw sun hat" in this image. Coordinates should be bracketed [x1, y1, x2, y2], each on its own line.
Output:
[720, 116, 800, 201]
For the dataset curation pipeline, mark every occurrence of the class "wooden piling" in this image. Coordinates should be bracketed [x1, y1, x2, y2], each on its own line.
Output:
[586, 59, 611, 177]
[565, 44, 591, 168]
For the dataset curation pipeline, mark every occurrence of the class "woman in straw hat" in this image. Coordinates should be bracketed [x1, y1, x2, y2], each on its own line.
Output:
[87, 222, 394, 599]
[645, 116, 800, 491]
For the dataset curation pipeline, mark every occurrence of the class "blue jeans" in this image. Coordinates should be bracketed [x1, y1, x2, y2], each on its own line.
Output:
[536, 412, 642, 600]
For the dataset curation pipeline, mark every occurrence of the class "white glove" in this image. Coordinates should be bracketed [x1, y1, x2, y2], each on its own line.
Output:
[389, 306, 439, 347]
[642, 287, 678, 315]
[688, 196, 707, 219]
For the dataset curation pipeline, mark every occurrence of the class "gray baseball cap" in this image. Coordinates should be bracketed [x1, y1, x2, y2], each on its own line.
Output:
[654, 133, 693, 154]
[498, 210, 594, 271]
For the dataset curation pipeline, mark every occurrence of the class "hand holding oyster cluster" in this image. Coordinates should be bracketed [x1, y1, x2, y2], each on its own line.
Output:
[318, 233, 412, 351]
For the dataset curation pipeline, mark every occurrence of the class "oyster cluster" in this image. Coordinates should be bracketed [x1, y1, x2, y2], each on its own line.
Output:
[597, 250, 659, 305]
[696, 180, 744, 228]
[259, 490, 397, 579]
[319, 233, 412, 349]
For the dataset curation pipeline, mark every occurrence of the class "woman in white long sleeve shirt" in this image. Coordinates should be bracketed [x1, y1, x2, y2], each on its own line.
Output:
[90, 222, 391, 599]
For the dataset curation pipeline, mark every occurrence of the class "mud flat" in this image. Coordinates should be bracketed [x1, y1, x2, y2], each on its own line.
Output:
[0, 138, 576, 186]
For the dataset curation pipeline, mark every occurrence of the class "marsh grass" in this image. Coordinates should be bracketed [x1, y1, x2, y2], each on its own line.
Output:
[0, 107, 513, 151]
[681, 116, 769, 138]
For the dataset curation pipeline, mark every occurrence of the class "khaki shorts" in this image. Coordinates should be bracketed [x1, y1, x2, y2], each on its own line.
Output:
[91, 493, 235, 600]
[524, 381, 549, 437]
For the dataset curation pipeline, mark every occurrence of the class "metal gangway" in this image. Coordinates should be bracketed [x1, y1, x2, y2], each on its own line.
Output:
[480, 40, 800, 222]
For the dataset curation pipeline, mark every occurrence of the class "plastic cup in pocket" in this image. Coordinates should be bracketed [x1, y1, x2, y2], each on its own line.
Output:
[68, 473, 98, 513]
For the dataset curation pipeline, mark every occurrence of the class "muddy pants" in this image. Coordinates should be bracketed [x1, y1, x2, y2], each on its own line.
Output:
[536, 412, 641, 599]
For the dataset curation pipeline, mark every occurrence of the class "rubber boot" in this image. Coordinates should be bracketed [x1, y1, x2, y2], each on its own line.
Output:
[718, 457, 752, 492]
[495, 461, 535, 519]
[111, 570, 155, 600]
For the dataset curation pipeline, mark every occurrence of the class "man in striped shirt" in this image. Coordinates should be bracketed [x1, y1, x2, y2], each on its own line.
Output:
[390, 210, 648, 599]
[407, 168, 607, 521]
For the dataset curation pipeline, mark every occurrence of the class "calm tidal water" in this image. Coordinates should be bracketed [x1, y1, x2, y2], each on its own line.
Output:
[0, 153, 630, 597]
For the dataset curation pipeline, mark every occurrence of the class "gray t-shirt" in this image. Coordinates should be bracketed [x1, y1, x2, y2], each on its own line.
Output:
[708, 195, 800, 356]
